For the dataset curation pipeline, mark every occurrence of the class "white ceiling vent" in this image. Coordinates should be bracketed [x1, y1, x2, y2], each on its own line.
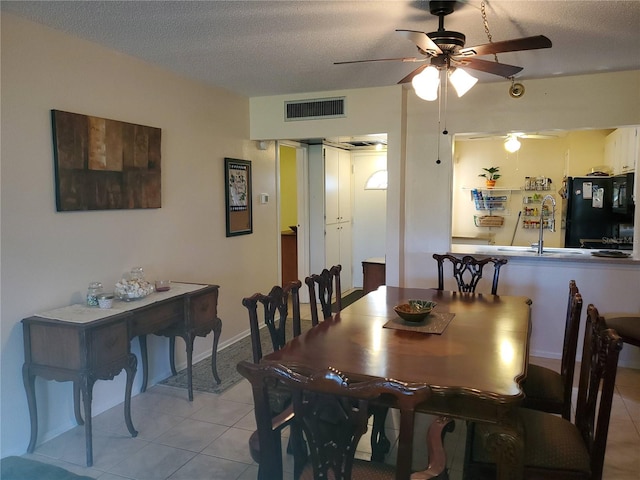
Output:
[285, 97, 345, 121]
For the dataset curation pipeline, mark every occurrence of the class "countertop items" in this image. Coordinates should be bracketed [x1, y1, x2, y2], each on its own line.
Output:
[451, 244, 638, 264]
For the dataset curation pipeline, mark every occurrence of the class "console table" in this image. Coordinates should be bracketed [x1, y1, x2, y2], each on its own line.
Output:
[21, 282, 221, 467]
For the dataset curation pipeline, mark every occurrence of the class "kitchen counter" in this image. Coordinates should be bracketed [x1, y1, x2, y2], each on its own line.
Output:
[451, 244, 639, 264]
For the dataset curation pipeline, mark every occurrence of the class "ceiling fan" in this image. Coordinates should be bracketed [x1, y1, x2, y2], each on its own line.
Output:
[466, 132, 559, 153]
[335, 0, 552, 99]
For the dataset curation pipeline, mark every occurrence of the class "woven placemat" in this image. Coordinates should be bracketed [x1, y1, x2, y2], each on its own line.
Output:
[383, 312, 455, 334]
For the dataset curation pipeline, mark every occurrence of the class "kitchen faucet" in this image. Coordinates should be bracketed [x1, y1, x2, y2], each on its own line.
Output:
[537, 194, 556, 255]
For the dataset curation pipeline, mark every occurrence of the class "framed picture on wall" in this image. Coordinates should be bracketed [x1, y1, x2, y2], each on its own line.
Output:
[224, 158, 253, 237]
[51, 109, 161, 211]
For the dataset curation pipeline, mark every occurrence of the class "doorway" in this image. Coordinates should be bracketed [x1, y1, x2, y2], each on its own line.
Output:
[278, 136, 387, 298]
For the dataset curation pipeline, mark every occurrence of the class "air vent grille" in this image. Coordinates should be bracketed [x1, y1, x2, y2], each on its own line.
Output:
[285, 97, 345, 121]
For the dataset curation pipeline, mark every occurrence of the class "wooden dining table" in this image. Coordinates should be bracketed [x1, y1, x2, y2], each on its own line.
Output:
[263, 286, 532, 480]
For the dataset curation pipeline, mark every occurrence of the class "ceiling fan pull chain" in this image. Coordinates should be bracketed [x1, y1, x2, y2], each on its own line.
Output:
[480, 1, 500, 64]
[436, 73, 443, 165]
[442, 68, 449, 135]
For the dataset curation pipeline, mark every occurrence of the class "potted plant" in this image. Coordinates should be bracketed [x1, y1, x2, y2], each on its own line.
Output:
[479, 167, 501, 188]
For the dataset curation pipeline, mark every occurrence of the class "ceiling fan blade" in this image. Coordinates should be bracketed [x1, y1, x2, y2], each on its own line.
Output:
[334, 57, 425, 65]
[455, 57, 523, 78]
[457, 35, 552, 57]
[521, 134, 558, 139]
[397, 64, 428, 84]
[396, 30, 443, 56]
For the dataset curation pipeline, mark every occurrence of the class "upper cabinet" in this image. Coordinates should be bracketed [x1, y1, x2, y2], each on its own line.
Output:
[605, 127, 638, 175]
[324, 146, 352, 224]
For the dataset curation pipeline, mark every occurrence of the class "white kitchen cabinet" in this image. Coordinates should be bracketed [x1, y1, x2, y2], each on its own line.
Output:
[308, 144, 354, 291]
[325, 221, 353, 290]
[324, 146, 352, 224]
[605, 127, 638, 174]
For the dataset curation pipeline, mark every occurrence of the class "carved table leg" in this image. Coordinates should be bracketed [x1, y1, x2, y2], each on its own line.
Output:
[186, 332, 195, 401]
[124, 354, 138, 438]
[169, 336, 177, 376]
[22, 364, 38, 454]
[370, 405, 391, 461]
[210, 317, 222, 384]
[410, 416, 456, 479]
[138, 334, 149, 393]
[79, 374, 95, 467]
[73, 382, 84, 425]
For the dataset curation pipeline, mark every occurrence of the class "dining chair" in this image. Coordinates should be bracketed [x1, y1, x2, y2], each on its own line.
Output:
[603, 313, 640, 348]
[432, 253, 508, 295]
[463, 303, 623, 480]
[241, 280, 305, 469]
[237, 360, 432, 480]
[306, 263, 391, 461]
[305, 264, 342, 326]
[521, 280, 582, 420]
[428, 253, 508, 474]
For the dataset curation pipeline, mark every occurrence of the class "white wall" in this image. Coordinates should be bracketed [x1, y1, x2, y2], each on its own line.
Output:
[1, 14, 281, 457]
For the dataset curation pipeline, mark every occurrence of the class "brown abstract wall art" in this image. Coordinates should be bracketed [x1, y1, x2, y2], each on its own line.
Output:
[51, 110, 161, 211]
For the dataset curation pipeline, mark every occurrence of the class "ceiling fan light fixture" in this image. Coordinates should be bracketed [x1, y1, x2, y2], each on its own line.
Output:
[412, 65, 440, 101]
[449, 67, 478, 97]
[504, 135, 521, 153]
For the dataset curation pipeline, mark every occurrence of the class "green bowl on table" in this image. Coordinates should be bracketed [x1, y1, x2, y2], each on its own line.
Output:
[393, 300, 437, 322]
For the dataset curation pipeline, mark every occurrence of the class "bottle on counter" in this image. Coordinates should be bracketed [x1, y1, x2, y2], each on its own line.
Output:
[87, 282, 103, 307]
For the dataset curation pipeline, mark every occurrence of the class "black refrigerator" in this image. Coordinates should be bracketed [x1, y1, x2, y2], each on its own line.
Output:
[564, 176, 618, 248]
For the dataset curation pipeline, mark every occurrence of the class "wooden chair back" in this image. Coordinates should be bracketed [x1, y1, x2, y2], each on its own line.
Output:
[241, 281, 304, 472]
[575, 304, 623, 480]
[558, 280, 582, 417]
[242, 280, 302, 364]
[305, 264, 342, 326]
[237, 360, 431, 480]
[433, 253, 507, 295]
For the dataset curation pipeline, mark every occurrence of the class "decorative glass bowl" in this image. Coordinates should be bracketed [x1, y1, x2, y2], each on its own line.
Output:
[114, 279, 155, 301]
[393, 300, 437, 322]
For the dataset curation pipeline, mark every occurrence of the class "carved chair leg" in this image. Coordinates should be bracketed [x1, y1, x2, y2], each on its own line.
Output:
[410, 416, 455, 480]
[370, 405, 391, 461]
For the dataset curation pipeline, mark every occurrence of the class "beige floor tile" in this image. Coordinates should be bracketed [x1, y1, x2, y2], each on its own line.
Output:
[219, 378, 254, 405]
[155, 417, 229, 452]
[106, 443, 196, 480]
[615, 365, 640, 388]
[188, 397, 253, 427]
[233, 410, 257, 431]
[168, 453, 250, 480]
[200, 427, 256, 465]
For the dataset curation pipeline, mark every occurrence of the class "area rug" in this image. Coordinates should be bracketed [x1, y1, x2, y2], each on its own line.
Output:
[160, 318, 314, 394]
[333, 289, 364, 312]
[0, 456, 94, 480]
[161, 290, 363, 394]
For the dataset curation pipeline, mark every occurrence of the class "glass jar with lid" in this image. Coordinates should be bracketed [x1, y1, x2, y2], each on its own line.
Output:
[129, 267, 144, 281]
[87, 282, 103, 307]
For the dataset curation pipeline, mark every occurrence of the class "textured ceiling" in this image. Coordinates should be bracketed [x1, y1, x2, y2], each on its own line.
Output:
[2, 1, 640, 98]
